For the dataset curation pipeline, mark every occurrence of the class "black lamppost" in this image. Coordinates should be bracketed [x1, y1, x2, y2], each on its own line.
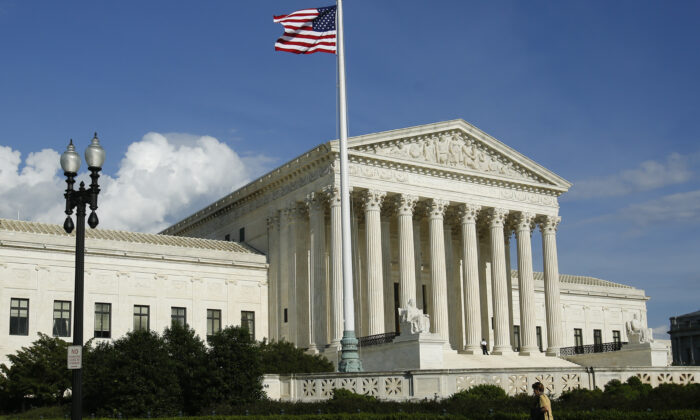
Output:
[60, 133, 105, 420]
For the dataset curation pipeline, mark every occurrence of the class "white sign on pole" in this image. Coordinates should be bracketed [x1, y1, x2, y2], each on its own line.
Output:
[67, 345, 82, 370]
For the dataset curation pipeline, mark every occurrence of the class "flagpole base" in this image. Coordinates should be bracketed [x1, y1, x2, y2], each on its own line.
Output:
[338, 330, 362, 372]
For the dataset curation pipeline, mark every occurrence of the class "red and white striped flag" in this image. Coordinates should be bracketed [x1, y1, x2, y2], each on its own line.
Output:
[273, 6, 337, 54]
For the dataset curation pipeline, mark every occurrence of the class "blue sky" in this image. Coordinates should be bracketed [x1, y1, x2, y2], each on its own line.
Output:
[1, 0, 698, 337]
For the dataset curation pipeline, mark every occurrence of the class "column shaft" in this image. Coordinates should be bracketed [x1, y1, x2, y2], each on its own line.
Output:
[325, 187, 343, 347]
[362, 190, 386, 336]
[459, 204, 481, 353]
[306, 192, 327, 351]
[396, 195, 418, 309]
[541, 216, 564, 356]
[504, 231, 514, 348]
[428, 199, 450, 341]
[515, 212, 538, 355]
[381, 215, 394, 332]
[488, 208, 512, 354]
[267, 215, 280, 341]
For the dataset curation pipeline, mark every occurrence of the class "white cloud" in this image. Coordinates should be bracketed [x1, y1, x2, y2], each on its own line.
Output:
[624, 190, 700, 227]
[567, 153, 693, 199]
[0, 133, 274, 233]
[651, 325, 670, 340]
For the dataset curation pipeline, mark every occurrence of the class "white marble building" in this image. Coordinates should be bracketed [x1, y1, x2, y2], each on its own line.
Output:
[162, 119, 650, 362]
[0, 218, 267, 366]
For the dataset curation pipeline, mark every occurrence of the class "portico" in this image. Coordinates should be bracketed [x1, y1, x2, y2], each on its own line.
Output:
[164, 119, 573, 361]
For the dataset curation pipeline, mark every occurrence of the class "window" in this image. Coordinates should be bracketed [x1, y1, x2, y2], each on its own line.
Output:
[574, 328, 583, 350]
[133, 305, 150, 331]
[207, 309, 221, 338]
[513, 325, 521, 352]
[612, 330, 621, 346]
[422, 285, 428, 314]
[239, 227, 245, 242]
[283, 308, 288, 323]
[593, 329, 602, 352]
[224, 234, 231, 241]
[53, 300, 71, 337]
[94, 303, 111, 338]
[241, 311, 255, 339]
[393, 283, 400, 333]
[171, 307, 186, 327]
[536, 326, 543, 352]
[9, 298, 29, 335]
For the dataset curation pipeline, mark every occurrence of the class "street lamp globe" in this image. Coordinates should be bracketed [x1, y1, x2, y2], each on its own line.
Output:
[60, 140, 81, 174]
[84, 132, 105, 169]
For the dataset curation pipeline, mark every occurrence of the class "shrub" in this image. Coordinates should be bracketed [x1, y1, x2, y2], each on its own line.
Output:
[207, 326, 263, 406]
[332, 388, 378, 402]
[259, 340, 334, 374]
[450, 384, 508, 401]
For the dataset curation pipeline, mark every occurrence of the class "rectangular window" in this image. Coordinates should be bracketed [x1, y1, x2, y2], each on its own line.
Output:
[283, 308, 288, 323]
[171, 307, 186, 327]
[513, 325, 521, 352]
[9, 298, 29, 336]
[393, 283, 400, 333]
[593, 329, 602, 352]
[94, 303, 111, 338]
[612, 330, 621, 347]
[536, 326, 543, 352]
[133, 305, 150, 331]
[52, 300, 71, 337]
[422, 285, 428, 315]
[207, 309, 221, 338]
[574, 328, 583, 350]
[239, 227, 245, 242]
[241, 311, 255, 339]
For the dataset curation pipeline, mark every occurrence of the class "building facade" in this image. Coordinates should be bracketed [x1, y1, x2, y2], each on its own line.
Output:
[162, 119, 650, 360]
[670, 310, 700, 366]
[0, 218, 267, 366]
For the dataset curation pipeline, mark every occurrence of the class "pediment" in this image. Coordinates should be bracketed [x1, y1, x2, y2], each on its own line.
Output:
[346, 120, 571, 191]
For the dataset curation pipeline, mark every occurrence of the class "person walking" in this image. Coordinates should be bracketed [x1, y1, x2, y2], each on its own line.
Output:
[530, 381, 553, 420]
[480, 338, 489, 355]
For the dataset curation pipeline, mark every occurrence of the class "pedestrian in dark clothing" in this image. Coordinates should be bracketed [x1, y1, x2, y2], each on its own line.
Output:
[480, 338, 489, 355]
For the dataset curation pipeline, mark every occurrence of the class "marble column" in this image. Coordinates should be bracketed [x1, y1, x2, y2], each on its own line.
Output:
[515, 212, 538, 355]
[540, 215, 564, 356]
[428, 199, 450, 341]
[381, 214, 393, 332]
[362, 189, 386, 336]
[504, 223, 514, 349]
[306, 192, 327, 351]
[324, 186, 343, 347]
[458, 204, 481, 354]
[487, 207, 512, 354]
[282, 205, 298, 344]
[413, 214, 424, 312]
[444, 216, 462, 349]
[293, 204, 310, 348]
[396, 194, 419, 309]
[267, 214, 280, 341]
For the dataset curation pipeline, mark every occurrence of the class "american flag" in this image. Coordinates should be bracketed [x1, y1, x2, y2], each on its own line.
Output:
[273, 6, 337, 54]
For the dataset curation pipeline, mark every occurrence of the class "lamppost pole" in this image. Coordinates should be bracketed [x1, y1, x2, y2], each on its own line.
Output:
[61, 134, 105, 420]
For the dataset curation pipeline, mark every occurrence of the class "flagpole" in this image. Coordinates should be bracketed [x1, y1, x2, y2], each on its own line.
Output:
[336, 0, 362, 373]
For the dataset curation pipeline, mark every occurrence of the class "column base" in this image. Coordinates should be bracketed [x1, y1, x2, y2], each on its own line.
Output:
[306, 344, 319, 354]
[546, 347, 560, 357]
[460, 344, 482, 355]
[518, 346, 541, 356]
[491, 346, 515, 355]
[338, 330, 363, 372]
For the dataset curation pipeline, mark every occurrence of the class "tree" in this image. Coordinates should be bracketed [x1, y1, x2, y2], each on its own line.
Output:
[83, 330, 181, 417]
[208, 326, 263, 405]
[162, 323, 213, 414]
[259, 340, 334, 374]
[0, 333, 70, 412]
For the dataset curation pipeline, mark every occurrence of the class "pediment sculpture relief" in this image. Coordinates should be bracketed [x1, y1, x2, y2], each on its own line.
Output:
[359, 131, 542, 183]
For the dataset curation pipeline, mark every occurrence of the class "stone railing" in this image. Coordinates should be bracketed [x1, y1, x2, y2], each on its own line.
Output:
[262, 366, 700, 402]
[358, 332, 399, 347]
[560, 341, 627, 356]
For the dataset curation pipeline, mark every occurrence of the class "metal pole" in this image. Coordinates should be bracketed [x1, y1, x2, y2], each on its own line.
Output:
[72, 196, 85, 420]
[336, 0, 361, 372]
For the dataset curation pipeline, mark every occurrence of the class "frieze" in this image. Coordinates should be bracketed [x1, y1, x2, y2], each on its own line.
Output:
[348, 163, 410, 183]
[357, 130, 544, 183]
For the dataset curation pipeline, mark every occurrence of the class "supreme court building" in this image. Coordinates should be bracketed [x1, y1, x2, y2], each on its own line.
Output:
[162, 119, 650, 364]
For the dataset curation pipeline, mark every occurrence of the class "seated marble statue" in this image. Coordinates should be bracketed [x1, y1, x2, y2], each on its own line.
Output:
[625, 314, 654, 344]
[397, 299, 430, 335]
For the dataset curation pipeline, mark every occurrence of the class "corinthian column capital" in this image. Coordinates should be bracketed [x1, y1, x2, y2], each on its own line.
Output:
[322, 185, 341, 207]
[267, 214, 280, 231]
[515, 212, 536, 233]
[305, 191, 326, 213]
[486, 208, 509, 228]
[457, 203, 481, 224]
[360, 189, 386, 211]
[427, 198, 450, 219]
[539, 215, 561, 234]
[395, 194, 419, 216]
